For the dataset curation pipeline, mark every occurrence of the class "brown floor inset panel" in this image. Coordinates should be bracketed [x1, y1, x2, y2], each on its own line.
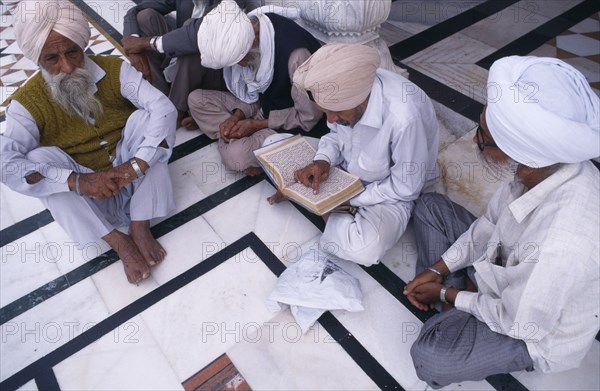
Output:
[183, 354, 252, 391]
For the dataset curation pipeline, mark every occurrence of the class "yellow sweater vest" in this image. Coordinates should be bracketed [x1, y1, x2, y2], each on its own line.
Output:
[10, 56, 136, 172]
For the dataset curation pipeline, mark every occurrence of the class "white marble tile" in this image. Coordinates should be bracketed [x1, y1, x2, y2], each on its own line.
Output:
[380, 21, 413, 46]
[557, 34, 600, 56]
[37, 221, 111, 276]
[0, 40, 8, 50]
[0, 26, 15, 40]
[328, 260, 424, 388]
[528, 43, 558, 58]
[16, 379, 38, 391]
[0, 54, 18, 67]
[405, 33, 497, 64]
[1, 71, 28, 87]
[388, 1, 485, 27]
[0, 278, 109, 381]
[461, 4, 550, 49]
[140, 250, 278, 381]
[512, 341, 600, 391]
[91, 259, 160, 314]
[11, 56, 37, 71]
[173, 128, 203, 146]
[203, 181, 322, 260]
[227, 311, 379, 390]
[54, 315, 184, 391]
[0, 186, 16, 230]
[436, 128, 509, 217]
[149, 216, 224, 285]
[87, 41, 116, 55]
[0, 186, 46, 224]
[1, 41, 21, 55]
[569, 18, 600, 34]
[380, 222, 418, 283]
[0, 229, 63, 307]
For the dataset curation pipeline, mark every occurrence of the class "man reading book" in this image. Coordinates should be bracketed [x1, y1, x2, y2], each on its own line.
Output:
[285, 44, 440, 266]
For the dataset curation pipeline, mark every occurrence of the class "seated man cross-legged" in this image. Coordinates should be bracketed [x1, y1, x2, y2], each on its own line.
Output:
[405, 56, 600, 388]
[289, 44, 440, 266]
[1, 0, 177, 284]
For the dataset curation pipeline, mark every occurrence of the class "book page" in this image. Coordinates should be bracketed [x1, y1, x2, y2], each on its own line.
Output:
[259, 138, 316, 187]
[286, 167, 360, 204]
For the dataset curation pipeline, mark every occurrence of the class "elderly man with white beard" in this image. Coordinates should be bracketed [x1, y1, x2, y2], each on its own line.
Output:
[1, 0, 177, 284]
[405, 56, 600, 388]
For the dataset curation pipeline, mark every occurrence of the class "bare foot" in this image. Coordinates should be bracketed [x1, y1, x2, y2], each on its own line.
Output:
[181, 116, 199, 131]
[267, 189, 288, 205]
[130, 220, 166, 267]
[243, 166, 263, 177]
[103, 230, 150, 284]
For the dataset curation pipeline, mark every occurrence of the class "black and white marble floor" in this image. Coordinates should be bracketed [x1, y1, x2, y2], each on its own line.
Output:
[1, 1, 599, 390]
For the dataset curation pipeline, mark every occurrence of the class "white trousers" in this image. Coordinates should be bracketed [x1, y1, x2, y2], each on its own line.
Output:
[321, 201, 413, 266]
[26, 110, 176, 247]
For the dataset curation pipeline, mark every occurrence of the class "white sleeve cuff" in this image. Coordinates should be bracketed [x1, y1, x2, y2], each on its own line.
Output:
[156, 36, 165, 53]
[454, 290, 477, 313]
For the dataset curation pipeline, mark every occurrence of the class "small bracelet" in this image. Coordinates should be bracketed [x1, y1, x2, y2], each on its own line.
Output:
[440, 286, 448, 304]
[427, 267, 444, 277]
[150, 36, 158, 51]
[130, 158, 144, 178]
[75, 173, 82, 196]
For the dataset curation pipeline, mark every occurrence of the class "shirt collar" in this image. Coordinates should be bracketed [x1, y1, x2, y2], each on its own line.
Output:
[509, 163, 581, 223]
[354, 72, 383, 130]
[87, 57, 106, 94]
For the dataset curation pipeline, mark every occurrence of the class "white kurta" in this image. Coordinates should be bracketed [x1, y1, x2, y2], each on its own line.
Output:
[445, 162, 600, 373]
[316, 69, 440, 265]
[1, 58, 177, 245]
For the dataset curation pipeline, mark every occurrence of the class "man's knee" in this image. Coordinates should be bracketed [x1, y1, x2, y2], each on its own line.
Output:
[414, 193, 449, 226]
[410, 331, 456, 389]
[136, 9, 164, 34]
[219, 142, 254, 172]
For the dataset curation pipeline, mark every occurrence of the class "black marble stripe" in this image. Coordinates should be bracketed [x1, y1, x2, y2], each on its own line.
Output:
[2, 232, 401, 391]
[0, 136, 214, 249]
[34, 369, 61, 391]
[477, 0, 600, 69]
[0, 174, 265, 326]
[389, 0, 519, 62]
[290, 204, 528, 390]
[70, 0, 124, 42]
[400, 62, 483, 123]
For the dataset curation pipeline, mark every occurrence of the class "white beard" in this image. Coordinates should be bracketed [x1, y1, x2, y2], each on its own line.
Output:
[476, 147, 519, 182]
[42, 57, 104, 124]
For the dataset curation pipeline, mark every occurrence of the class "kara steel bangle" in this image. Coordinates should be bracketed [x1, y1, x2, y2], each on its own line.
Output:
[427, 267, 444, 277]
[440, 286, 448, 304]
[130, 158, 144, 178]
[75, 173, 82, 196]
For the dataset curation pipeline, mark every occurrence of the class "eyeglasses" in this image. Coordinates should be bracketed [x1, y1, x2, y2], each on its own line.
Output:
[475, 124, 498, 152]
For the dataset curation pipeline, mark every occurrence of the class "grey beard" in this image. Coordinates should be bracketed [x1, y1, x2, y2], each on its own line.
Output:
[476, 147, 519, 182]
[42, 58, 104, 124]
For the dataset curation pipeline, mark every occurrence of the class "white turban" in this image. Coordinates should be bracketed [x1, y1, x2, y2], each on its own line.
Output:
[198, 0, 254, 69]
[12, 0, 90, 64]
[293, 44, 381, 111]
[486, 56, 600, 167]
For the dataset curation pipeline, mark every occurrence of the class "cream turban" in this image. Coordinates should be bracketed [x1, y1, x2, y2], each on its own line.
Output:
[12, 0, 90, 64]
[486, 56, 600, 167]
[293, 44, 381, 111]
[198, 0, 254, 69]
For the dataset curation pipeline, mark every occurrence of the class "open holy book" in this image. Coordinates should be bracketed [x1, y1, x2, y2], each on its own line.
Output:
[254, 135, 364, 215]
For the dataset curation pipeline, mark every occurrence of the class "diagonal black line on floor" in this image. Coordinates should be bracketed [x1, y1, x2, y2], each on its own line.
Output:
[34, 368, 61, 391]
[0, 174, 265, 326]
[289, 202, 528, 391]
[1, 232, 402, 391]
[477, 0, 600, 69]
[389, 0, 519, 62]
[70, 0, 124, 42]
[0, 135, 213, 248]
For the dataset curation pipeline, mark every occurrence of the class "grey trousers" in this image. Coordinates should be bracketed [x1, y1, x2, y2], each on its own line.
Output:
[136, 9, 226, 112]
[410, 193, 533, 388]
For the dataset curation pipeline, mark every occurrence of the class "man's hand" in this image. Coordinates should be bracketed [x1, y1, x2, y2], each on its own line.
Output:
[219, 110, 245, 143]
[225, 119, 260, 141]
[294, 160, 331, 194]
[121, 35, 151, 55]
[127, 53, 152, 82]
[77, 171, 131, 200]
[111, 158, 149, 188]
[407, 282, 444, 311]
